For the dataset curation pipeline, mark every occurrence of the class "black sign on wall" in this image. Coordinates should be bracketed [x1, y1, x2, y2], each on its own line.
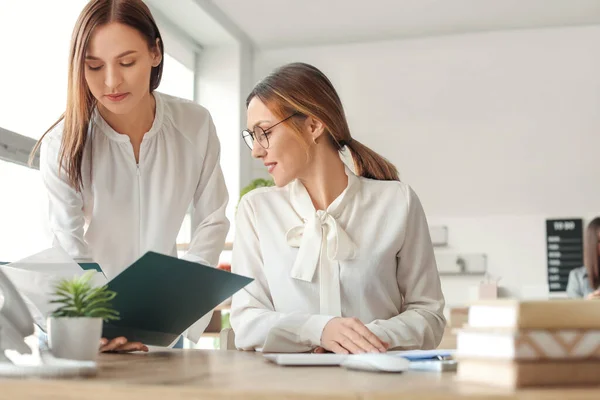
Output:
[546, 218, 584, 292]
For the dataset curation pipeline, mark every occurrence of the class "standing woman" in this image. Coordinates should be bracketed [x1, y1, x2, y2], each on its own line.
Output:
[567, 218, 600, 299]
[31, 0, 229, 351]
[230, 62, 445, 354]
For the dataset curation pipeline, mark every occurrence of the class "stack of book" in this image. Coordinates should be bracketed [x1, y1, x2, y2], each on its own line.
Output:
[438, 307, 469, 349]
[455, 300, 600, 388]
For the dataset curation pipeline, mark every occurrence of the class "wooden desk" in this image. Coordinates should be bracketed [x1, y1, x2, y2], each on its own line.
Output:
[1, 350, 600, 400]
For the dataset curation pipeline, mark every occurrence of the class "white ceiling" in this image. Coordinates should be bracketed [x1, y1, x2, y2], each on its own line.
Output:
[145, 0, 239, 46]
[209, 0, 600, 49]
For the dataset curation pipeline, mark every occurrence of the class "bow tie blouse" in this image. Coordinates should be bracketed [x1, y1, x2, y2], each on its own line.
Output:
[230, 167, 446, 352]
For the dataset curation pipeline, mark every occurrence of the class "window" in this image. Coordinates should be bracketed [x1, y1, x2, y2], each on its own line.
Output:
[0, 2, 195, 138]
[0, 0, 87, 139]
[158, 54, 196, 258]
[0, 160, 49, 262]
[0, 0, 87, 262]
[159, 54, 195, 101]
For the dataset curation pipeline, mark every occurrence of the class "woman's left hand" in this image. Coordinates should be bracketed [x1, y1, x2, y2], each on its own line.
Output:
[99, 337, 148, 353]
[217, 263, 231, 272]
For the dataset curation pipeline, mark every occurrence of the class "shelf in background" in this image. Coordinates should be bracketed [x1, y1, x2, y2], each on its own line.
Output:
[438, 272, 486, 277]
[435, 253, 487, 275]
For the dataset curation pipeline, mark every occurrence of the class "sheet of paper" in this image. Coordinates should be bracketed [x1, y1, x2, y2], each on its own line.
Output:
[4, 247, 81, 273]
[0, 247, 107, 330]
[387, 349, 455, 360]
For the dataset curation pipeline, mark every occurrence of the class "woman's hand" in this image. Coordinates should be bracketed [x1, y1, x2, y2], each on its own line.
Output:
[586, 290, 600, 300]
[320, 317, 389, 354]
[99, 337, 148, 353]
[217, 263, 231, 272]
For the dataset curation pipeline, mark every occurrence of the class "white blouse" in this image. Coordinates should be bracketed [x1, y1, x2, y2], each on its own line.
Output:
[230, 167, 446, 352]
[40, 92, 230, 342]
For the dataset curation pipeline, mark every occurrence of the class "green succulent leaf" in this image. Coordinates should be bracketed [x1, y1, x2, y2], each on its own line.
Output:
[49, 270, 120, 322]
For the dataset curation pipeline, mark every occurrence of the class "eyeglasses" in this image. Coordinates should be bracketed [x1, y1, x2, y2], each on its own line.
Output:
[241, 112, 299, 150]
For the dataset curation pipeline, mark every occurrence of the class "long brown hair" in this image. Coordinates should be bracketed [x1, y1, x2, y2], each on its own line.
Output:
[29, 0, 164, 191]
[584, 217, 600, 289]
[247, 62, 399, 181]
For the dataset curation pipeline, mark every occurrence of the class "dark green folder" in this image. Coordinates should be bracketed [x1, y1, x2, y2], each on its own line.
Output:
[101, 251, 252, 346]
[79, 262, 103, 273]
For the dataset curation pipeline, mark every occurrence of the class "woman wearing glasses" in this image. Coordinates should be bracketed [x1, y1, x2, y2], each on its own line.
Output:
[32, 0, 229, 351]
[230, 62, 446, 354]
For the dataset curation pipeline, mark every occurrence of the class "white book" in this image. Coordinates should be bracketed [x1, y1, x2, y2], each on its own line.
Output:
[456, 328, 600, 360]
[467, 300, 600, 329]
[457, 359, 600, 388]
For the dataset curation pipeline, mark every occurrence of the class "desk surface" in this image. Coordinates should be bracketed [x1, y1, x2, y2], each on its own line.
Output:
[2, 350, 600, 400]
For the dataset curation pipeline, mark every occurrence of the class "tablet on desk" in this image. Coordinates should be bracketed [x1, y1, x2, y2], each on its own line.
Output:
[264, 353, 347, 366]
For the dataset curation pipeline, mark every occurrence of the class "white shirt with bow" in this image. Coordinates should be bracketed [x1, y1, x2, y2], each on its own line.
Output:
[230, 167, 446, 352]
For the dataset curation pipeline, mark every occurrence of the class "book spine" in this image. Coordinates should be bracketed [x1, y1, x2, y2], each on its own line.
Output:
[520, 304, 600, 329]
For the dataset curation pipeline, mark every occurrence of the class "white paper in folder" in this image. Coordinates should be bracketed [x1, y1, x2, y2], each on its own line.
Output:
[0, 247, 107, 330]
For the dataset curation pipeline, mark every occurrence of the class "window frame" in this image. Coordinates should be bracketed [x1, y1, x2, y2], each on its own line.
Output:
[0, 127, 39, 169]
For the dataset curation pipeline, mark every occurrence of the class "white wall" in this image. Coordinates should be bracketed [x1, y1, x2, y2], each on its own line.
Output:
[251, 25, 600, 306]
[197, 45, 242, 244]
[238, 43, 257, 197]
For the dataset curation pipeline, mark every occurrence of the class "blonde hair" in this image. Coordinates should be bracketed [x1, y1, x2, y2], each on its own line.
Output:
[247, 62, 399, 181]
[29, 0, 164, 191]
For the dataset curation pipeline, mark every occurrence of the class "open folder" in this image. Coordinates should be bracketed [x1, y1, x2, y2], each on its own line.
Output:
[1, 248, 252, 347]
[100, 251, 252, 346]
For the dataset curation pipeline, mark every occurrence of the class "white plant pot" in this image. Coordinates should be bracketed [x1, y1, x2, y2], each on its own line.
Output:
[47, 317, 102, 361]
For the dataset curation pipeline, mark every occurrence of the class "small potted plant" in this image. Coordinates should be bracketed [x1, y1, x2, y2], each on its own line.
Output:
[47, 271, 119, 361]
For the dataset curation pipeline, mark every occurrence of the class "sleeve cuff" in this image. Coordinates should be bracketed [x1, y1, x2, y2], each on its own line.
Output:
[365, 323, 392, 346]
[299, 315, 336, 346]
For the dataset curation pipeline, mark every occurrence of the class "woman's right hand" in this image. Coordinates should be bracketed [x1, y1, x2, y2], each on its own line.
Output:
[99, 337, 148, 353]
[586, 290, 600, 300]
[320, 317, 389, 354]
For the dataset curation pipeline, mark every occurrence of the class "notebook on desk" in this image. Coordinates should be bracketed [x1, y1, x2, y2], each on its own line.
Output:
[101, 251, 253, 346]
[2, 249, 252, 346]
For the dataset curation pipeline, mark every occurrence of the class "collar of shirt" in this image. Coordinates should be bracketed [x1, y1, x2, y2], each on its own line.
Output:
[91, 92, 165, 143]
